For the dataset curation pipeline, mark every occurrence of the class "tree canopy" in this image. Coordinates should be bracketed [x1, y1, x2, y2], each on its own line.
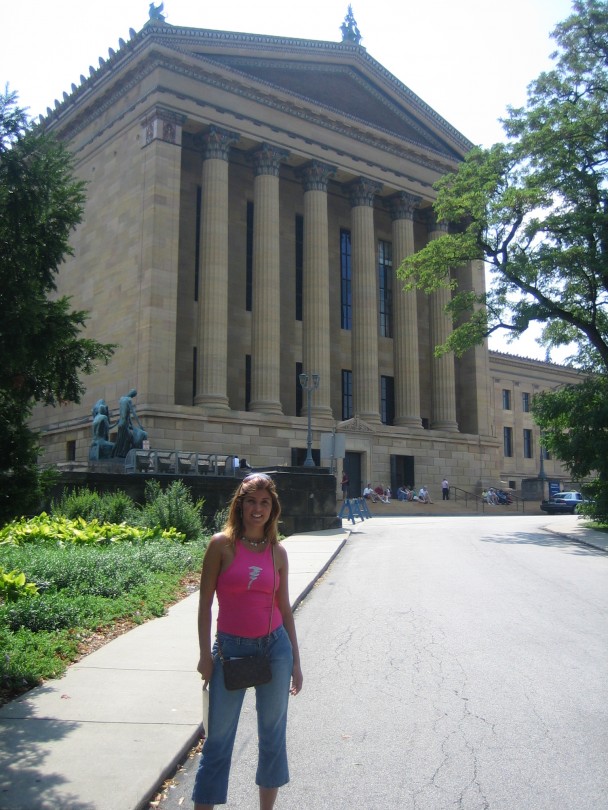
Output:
[0, 88, 114, 523]
[399, 0, 608, 373]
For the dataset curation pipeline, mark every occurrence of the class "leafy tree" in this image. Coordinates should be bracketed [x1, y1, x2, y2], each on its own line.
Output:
[399, 1, 608, 520]
[399, 0, 608, 372]
[533, 377, 608, 518]
[0, 88, 114, 525]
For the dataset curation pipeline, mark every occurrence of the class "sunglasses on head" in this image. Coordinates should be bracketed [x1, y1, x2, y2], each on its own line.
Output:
[241, 473, 272, 483]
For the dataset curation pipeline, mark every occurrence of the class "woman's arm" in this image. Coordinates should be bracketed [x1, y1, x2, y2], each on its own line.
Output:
[275, 544, 303, 695]
[196, 534, 224, 685]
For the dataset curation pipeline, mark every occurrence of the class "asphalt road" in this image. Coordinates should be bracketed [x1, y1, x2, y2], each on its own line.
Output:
[153, 515, 608, 810]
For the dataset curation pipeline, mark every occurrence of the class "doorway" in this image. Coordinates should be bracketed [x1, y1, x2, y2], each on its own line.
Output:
[390, 454, 415, 492]
[343, 451, 362, 499]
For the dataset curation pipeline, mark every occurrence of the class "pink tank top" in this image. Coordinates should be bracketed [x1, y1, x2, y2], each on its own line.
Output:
[216, 541, 282, 637]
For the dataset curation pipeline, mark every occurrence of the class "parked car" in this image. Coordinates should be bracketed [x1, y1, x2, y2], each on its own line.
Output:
[540, 491, 590, 515]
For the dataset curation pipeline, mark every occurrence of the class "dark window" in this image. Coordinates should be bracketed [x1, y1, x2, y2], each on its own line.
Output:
[194, 186, 202, 301]
[66, 440, 76, 462]
[504, 426, 513, 457]
[340, 229, 352, 330]
[192, 346, 197, 404]
[502, 389, 511, 410]
[523, 429, 533, 458]
[295, 214, 303, 321]
[522, 392, 530, 412]
[378, 240, 393, 338]
[542, 447, 552, 460]
[246, 201, 254, 312]
[341, 369, 353, 420]
[245, 354, 251, 411]
[381, 375, 395, 425]
[296, 361, 303, 416]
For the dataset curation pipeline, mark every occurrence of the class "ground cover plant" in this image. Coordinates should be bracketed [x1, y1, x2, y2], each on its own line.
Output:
[0, 482, 210, 705]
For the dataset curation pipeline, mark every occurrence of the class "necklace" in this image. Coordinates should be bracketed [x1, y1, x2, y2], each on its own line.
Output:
[242, 536, 268, 549]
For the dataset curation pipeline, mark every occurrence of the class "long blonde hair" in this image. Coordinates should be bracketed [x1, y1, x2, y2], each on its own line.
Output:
[223, 473, 281, 545]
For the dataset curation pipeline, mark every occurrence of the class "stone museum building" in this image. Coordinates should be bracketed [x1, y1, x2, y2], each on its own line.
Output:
[30, 10, 583, 498]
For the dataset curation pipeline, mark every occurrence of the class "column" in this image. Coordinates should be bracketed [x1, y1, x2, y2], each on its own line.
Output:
[138, 107, 185, 405]
[389, 192, 423, 427]
[195, 126, 238, 410]
[428, 214, 459, 431]
[300, 161, 336, 418]
[349, 177, 382, 423]
[455, 259, 492, 436]
[249, 143, 289, 415]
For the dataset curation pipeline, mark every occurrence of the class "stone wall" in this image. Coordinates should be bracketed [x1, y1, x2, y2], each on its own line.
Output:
[45, 467, 340, 536]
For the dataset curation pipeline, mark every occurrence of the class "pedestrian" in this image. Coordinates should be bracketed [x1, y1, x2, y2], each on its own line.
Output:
[442, 478, 449, 500]
[341, 470, 349, 499]
[418, 486, 433, 504]
[192, 472, 303, 809]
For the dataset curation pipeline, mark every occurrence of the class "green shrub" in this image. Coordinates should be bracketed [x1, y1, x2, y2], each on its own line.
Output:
[0, 592, 91, 632]
[212, 506, 229, 533]
[0, 568, 39, 602]
[0, 513, 185, 546]
[51, 487, 138, 524]
[139, 480, 206, 542]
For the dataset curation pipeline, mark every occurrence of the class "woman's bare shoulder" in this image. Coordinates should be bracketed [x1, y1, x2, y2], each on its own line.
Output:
[273, 542, 289, 567]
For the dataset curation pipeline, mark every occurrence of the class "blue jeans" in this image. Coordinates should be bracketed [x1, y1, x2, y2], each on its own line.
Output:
[192, 625, 293, 805]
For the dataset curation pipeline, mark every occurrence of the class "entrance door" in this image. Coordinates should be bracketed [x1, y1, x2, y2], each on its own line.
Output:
[344, 451, 362, 499]
[390, 454, 415, 492]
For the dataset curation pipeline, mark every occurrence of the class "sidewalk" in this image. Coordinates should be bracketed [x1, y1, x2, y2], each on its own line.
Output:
[0, 528, 349, 810]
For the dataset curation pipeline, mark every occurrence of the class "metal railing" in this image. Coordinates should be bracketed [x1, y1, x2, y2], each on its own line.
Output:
[451, 486, 525, 513]
[125, 450, 239, 476]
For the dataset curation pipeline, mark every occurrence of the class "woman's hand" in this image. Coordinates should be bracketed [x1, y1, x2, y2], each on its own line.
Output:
[197, 651, 214, 687]
[290, 662, 303, 695]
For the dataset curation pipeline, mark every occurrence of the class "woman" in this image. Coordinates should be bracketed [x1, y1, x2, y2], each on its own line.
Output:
[193, 473, 303, 809]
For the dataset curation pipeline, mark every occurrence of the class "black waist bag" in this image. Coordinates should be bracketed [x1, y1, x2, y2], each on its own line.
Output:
[221, 653, 272, 690]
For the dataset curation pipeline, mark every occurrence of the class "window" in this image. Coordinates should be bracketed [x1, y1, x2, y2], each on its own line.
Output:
[522, 392, 530, 412]
[502, 389, 511, 410]
[295, 214, 303, 321]
[246, 201, 254, 311]
[542, 447, 552, 461]
[66, 440, 76, 462]
[523, 429, 533, 458]
[296, 361, 303, 416]
[380, 375, 395, 425]
[341, 369, 353, 420]
[194, 186, 202, 301]
[378, 240, 393, 338]
[340, 229, 352, 330]
[192, 346, 197, 403]
[245, 354, 251, 410]
[503, 426, 513, 457]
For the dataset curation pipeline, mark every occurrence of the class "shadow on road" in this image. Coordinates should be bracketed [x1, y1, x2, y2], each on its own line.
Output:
[479, 529, 607, 556]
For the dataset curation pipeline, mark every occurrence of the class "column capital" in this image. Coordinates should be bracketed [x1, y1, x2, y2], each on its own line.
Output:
[251, 143, 289, 177]
[388, 191, 422, 221]
[141, 107, 186, 146]
[426, 210, 450, 234]
[198, 126, 239, 161]
[298, 161, 336, 192]
[347, 177, 382, 208]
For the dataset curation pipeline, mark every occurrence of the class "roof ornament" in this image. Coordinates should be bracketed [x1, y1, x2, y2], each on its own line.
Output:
[148, 2, 166, 21]
[340, 4, 362, 44]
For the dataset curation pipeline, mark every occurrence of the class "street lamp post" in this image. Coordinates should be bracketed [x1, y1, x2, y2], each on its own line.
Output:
[299, 372, 320, 467]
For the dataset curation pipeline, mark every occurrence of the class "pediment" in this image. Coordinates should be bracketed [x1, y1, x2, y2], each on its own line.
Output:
[203, 55, 461, 159]
[47, 23, 471, 166]
[337, 416, 375, 433]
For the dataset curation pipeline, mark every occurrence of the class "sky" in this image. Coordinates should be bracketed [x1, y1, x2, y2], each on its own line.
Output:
[2, 0, 576, 361]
